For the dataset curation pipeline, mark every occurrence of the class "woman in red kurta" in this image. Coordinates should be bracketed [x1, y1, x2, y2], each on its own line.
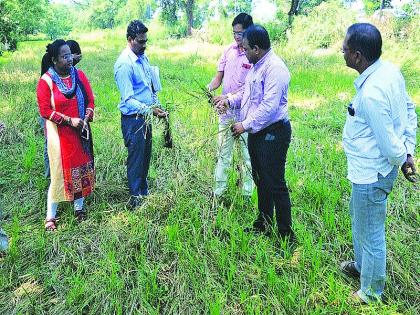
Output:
[37, 39, 95, 231]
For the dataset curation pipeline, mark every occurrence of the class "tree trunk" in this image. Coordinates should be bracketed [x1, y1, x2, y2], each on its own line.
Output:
[288, 0, 300, 26]
[185, 0, 194, 36]
[379, 0, 386, 18]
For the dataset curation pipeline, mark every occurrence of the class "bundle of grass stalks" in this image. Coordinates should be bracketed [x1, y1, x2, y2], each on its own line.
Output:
[185, 80, 214, 105]
[163, 115, 173, 148]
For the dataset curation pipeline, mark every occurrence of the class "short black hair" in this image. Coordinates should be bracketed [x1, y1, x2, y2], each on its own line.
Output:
[67, 40, 81, 55]
[127, 20, 148, 40]
[232, 13, 253, 29]
[346, 23, 382, 62]
[41, 39, 67, 76]
[243, 24, 270, 50]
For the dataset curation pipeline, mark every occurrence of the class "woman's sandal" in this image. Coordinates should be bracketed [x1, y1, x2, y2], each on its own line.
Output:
[45, 219, 57, 231]
[75, 210, 87, 223]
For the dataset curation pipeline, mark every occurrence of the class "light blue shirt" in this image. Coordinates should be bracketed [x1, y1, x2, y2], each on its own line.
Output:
[114, 47, 156, 115]
[343, 59, 417, 184]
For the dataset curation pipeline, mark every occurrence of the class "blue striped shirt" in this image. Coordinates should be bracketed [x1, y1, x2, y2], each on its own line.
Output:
[343, 59, 417, 184]
[114, 47, 155, 115]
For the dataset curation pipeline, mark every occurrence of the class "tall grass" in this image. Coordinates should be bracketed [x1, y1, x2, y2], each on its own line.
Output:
[0, 25, 419, 315]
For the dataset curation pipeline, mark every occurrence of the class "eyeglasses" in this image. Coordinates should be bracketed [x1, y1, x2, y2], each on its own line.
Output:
[233, 31, 244, 37]
[347, 103, 355, 116]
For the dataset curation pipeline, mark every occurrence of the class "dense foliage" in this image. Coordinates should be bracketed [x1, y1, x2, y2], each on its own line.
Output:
[0, 0, 48, 53]
[42, 4, 73, 41]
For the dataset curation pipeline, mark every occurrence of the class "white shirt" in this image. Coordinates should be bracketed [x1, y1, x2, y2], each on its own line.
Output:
[343, 59, 417, 184]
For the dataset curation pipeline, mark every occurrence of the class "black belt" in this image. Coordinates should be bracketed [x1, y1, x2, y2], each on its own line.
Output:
[122, 113, 144, 119]
[254, 119, 289, 136]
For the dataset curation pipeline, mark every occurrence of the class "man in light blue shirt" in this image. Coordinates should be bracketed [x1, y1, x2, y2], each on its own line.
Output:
[114, 20, 167, 208]
[340, 23, 417, 304]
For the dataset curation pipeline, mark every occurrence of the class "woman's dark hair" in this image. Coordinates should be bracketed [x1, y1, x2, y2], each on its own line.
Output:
[346, 23, 382, 62]
[126, 20, 148, 40]
[67, 40, 81, 55]
[243, 24, 270, 50]
[232, 13, 253, 29]
[67, 40, 82, 66]
[40, 39, 67, 76]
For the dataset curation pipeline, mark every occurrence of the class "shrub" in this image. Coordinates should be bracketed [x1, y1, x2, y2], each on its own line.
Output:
[389, 3, 419, 41]
[0, 15, 18, 54]
[0, 2, 20, 54]
[265, 10, 289, 43]
[166, 21, 188, 38]
[363, 0, 382, 15]
[202, 19, 232, 45]
[373, 8, 419, 43]
[288, 1, 356, 50]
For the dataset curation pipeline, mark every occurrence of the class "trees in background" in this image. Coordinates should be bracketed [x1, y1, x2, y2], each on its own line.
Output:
[88, 0, 126, 29]
[226, 0, 252, 15]
[0, 2, 18, 52]
[0, 0, 49, 54]
[0, 0, 75, 54]
[116, 0, 152, 26]
[0, 0, 417, 55]
[159, 0, 197, 36]
[288, 0, 327, 25]
[363, 0, 391, 15]
[9, 0, 48, 36]
[185, 0, 195, 35]
[43, 4, 74, 40]
[160, 0, 180, 28]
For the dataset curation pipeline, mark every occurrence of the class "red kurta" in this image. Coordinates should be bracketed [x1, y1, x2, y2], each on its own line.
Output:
[37, 69, 95, 202]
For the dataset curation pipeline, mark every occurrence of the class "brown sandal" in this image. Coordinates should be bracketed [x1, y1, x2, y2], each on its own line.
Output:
[45, 219, 57, 231]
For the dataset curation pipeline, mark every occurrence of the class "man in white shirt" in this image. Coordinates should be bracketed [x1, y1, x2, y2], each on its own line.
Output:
[340, 23, 417, 304]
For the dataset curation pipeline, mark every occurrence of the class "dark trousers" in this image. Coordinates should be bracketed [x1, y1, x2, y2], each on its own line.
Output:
[248, 120, 293, 237]
[121, 115, 152, 197]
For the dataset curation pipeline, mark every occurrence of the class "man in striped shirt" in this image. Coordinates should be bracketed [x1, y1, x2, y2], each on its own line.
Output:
[340, 23, 417, 304]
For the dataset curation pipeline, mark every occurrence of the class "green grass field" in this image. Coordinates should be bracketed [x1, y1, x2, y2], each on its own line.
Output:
[0, 27, 419, 314]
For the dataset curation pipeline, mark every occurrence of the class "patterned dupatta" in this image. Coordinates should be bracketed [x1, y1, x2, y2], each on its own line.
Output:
[47, 66, 92, 155]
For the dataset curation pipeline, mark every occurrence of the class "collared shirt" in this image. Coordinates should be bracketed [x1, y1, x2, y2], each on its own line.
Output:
[228, 49, 290, 133]
[217, 43, 252, 123]
[114, 47, 154, 115]
[343, 59, 417, 184]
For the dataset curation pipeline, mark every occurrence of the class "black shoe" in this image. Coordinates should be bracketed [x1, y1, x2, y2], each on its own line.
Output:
[212, 193, 231, 206]
[75, 210, 87, 223]
[128, 196, 143, 210]
[277, 230, 296, 243]
[340, 260, 360, 279]
[276, 231, 297, 254]
[244, 219, 272, 236]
